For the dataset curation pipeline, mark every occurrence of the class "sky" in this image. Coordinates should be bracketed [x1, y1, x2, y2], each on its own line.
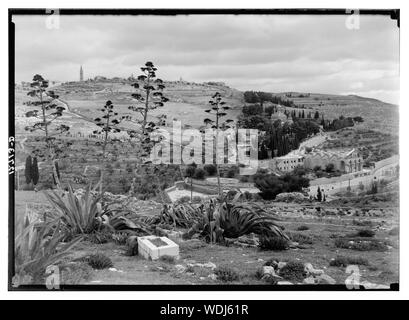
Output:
[13, 14, 399, 104]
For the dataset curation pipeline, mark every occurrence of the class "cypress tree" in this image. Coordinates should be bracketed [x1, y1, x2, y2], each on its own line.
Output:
[25, 155, 32, 185]
[31, 157, 39, 186]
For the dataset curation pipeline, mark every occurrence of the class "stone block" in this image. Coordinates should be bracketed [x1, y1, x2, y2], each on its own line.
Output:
[137, 235, 179, 261]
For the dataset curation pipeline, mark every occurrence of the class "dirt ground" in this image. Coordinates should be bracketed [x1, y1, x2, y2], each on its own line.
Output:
[61, 217, 398, 286]
[14, 191, 399, 287]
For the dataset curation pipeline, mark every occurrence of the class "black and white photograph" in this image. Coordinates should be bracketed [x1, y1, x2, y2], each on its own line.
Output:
[8, 8, 400, 291]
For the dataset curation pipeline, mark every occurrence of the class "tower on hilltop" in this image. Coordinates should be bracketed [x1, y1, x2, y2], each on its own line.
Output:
[80, 65, 84, 82]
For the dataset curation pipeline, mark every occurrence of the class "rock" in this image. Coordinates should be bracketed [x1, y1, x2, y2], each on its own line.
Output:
[277, 281, 293, 285]
[360, 281, 390, 290]
[316, 274, 336, 285]
[262, 266, 282, 282]
[175, 264, 186, 273]
[203, 262, 217, 269]
[304, 263, 324, 276]
[208, 274, 217, 280]
[303, 276, 316, 284]
[125, 236, 138, 256]
[277, 262, 287, 270]
[108, 267, 118, 272]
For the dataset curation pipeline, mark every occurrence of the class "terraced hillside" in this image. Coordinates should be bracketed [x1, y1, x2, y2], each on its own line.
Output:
[274, 92, 399, 135]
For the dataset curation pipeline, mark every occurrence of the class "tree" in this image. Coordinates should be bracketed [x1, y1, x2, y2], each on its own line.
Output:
[25, 74, 70, 188]
[25, 156, 32, 185]
[93, 100, 125, 192]
[314, 111, 320, 119]
[316, 186, 322, 202]
[31, 157, 39, 186]
[184, 163, 197, 202]
[325, 163, 335, 173]
[204, 92, 234, 196]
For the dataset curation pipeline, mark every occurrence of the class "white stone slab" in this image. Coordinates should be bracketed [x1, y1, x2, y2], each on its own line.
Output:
[137, 235, 179, 261]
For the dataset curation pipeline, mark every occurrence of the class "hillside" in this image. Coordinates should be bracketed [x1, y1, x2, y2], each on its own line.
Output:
[273, 92, 399, 135]
[51, 79, 244, 130]
[15, 80, 399, 165]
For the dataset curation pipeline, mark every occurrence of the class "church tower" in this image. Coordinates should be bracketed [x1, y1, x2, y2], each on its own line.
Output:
[80, 65, 84, 82]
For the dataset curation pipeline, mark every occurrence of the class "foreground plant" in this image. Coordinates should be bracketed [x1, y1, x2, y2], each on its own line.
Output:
[154, 193, 289, 244]
[25, 74, 71, 188]
[44, 183, 103, 236]
[15, 217, 81, 284]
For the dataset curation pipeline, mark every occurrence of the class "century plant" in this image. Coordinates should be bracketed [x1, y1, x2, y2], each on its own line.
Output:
[14, 217, 81, 284]
[203, 92, 234, 196]
[125, 61, 168, 198]
[43, 183, 104, 236]
[174, 193, 289, 244]
[25, 74, 70, 188]
[93, 100, 125, 193]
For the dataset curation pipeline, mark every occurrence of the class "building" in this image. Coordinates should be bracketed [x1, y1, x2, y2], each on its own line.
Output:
[80, 65, 84, 82]
[303, 148, 363, 173]
[275, 154, 305, 172]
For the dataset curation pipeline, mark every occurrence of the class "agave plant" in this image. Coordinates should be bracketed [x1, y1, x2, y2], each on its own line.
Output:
[44, 183, 103, 236]
[217, 202, 289, 240]
[15, 216, 82, 284]
[150, 202, 205, 228]
[182, 192, 289, 243]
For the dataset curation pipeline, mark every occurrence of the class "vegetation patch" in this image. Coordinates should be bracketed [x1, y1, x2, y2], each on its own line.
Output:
[354, 229, 376, 238]
[84, 253, 114, 270]
[289, 232, 314, 245]
[214, 265, 240, 282]
[258, 235, 289, 251]
[297, 225, 310, 231]
[279, 261, 306, 283]
[329, 256, 369, 267]
[334, 238, 388, 251]
[60, 262, 93, 284]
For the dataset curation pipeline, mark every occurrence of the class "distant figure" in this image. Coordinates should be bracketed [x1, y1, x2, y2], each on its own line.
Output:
[80, 65, 84, 82]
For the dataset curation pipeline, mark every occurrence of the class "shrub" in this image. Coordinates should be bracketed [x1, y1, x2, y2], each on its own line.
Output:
[159, 255, 176, 264]
[85, 253, 113, 269]
[85, 231, 112, 244]
[279, 261, 306, 282]
[60, 262, 93, 285]
[258, 235, 289, 251]
[203, 164, 217, 176]
[214, 265, 240, 282]
[355, 229, 375, 238]
[111, 232, 128, 245]
[329, 256, 369, 267]
[289, 232, 314, 245]
[334, 238, 388, 251]
[239, 175, 249, 183]
[225, 168, 237, 178]
[192, 196, 202, 203]
[177, 196, 191, 204]
[193, 168, 206, 180]
[297, 225, 309, 231]
[254, 172, 309, 200]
